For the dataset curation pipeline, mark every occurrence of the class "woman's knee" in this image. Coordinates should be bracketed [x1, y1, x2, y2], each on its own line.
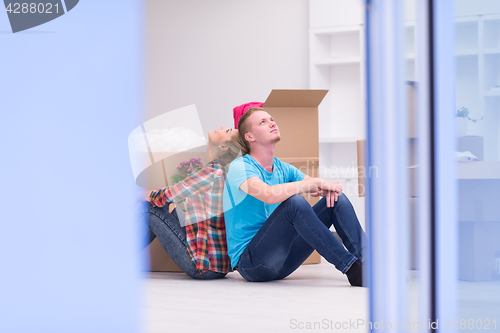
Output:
[146, 208, 183, 243]
[136, 200, 152, 216]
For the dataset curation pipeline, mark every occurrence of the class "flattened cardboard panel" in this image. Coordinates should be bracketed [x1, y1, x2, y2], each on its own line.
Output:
[302, 251, 321, 264]
[263, 89, 328, 108]
[265, 106, 319, 158]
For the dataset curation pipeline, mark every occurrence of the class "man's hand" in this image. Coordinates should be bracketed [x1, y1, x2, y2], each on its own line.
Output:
[310, 189, 339, 207]
[316, 179, 343, 194]
[309, 180, 343, 208]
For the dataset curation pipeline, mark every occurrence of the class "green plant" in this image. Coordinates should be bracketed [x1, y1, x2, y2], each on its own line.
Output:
[170, 158, 203, 184]
[456, 107, 484, 123]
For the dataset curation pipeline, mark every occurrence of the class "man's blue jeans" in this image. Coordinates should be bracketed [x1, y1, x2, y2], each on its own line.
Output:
[139, 201, 226, 280]
[237, 194, 367, 282]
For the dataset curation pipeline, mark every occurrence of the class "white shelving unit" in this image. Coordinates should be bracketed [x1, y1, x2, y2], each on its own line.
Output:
[454, 14, 500, 161]
[309, 24, 366, 199]
[400, 13, 500, 160]
[309, 1, 366, 206]
[309, 1, 366, 230]
[310, 25, 365, 145]
[309, 6, 416, 177]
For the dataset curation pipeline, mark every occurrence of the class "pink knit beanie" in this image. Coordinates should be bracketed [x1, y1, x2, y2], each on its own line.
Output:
[233, 102, 264, 129]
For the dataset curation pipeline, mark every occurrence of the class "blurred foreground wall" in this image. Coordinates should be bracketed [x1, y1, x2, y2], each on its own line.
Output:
[0, 1, 144, 332]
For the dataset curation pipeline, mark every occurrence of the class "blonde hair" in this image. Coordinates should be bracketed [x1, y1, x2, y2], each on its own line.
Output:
[237, 107, 263, 156]
[219, 138, 242, 165]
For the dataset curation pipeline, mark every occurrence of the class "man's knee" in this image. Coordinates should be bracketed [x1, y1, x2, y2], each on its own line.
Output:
[315, 192, 350, 211]
[285, 194, 309, 207]
[336, 193, 350, 206]
[282, 195, 316, 217]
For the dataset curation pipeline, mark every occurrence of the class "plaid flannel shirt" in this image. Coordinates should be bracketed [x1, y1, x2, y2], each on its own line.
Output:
[149, 159, 230, 274]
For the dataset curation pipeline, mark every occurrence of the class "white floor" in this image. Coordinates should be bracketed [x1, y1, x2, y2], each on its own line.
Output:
[142, 263, 500, 333]
[142, 261, 369, 333]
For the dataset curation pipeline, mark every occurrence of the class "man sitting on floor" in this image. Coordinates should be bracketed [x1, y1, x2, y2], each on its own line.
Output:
[223, 107, 367, 286]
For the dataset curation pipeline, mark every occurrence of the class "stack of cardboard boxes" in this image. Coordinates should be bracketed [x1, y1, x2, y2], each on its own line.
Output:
[262, 89, 328, 264]
[145, 89, 328, 271]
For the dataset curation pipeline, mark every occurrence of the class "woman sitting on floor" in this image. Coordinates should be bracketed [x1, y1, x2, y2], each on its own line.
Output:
[139, 125, 241, 279]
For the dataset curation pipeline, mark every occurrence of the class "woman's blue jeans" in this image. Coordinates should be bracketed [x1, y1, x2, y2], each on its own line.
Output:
[138, 201, 226, 280]
[237, 194, 367, 282]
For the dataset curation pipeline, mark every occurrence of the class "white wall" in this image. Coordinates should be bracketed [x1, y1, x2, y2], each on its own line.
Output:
[146, 0, 309, 133]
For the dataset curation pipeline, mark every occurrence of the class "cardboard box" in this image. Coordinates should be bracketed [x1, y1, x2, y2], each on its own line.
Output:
[263, 89, 327, 160]
[144, 237, 183, 272]
[290, 160, 321, 207]
[263, 89, 328, 265]
[137, 150, 208, 273]
[289, 162, 320, 264]
[302, 251, 321, 265]
[141, 90, 329, 270]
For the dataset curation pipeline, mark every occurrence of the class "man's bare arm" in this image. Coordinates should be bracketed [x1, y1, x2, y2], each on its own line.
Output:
[239, 176, 343, 205]
[303, 175, 343, 207]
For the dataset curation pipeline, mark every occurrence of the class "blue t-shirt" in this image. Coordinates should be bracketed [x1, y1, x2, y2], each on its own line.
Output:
[223, 154, 306, 269]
